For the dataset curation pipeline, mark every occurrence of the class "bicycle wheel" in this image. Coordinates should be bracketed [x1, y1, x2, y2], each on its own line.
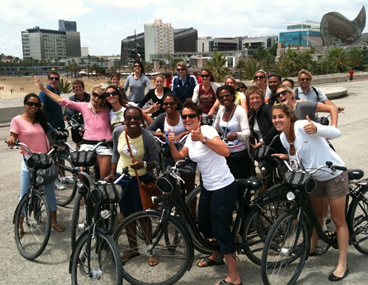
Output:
[55, 156, 77, 207]
[14, 190, 52, 260]
[71, 230, 122, 284]
[114, 211, 193, 285]
[348, 186, 368, 254]
[261, 211, 309, 285]
[71, 193, 91, 249]
[241, 195, 293, 266]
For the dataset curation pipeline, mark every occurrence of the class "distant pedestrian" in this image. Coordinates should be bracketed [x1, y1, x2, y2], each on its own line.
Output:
[349, 70, 354, 81]
[11, 88, 13, 94]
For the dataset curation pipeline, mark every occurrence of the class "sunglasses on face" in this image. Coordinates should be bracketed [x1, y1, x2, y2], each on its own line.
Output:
[73, 85, 83, 89]
[163, 102, 176, 106]
[181, 113, 197, 120]
[177, 68, 185, 71]
[254, 75, 265, 79]
[49, 77, 59, 81]
[25, 101, 41, 107]
[134, 65, 141, 68]
[200, 74, 210, 78]
[125, 115, 141, 121]
[218, 94, 232, 100]
[276, 90, 289, 97]
[105, 91, 119, 97]
[92, 92, 105, 100]
[300, 78, 310, 81]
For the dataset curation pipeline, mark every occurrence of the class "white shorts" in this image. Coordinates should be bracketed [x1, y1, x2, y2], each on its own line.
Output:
[80, 143, 113, 156]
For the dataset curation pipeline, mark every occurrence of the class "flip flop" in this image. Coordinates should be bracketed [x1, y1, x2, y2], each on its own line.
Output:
[197, 257, 224, 267]
[217, 279, 243, 285]
[52, 223, 65, 232]
[148, 255, 159, 266]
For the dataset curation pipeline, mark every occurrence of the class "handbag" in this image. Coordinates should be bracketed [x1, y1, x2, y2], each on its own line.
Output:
[70, 150, 97, 167]
[125, 130, 161, 210]
[284, 171, 316, 193]
[90, 182, 123, 205]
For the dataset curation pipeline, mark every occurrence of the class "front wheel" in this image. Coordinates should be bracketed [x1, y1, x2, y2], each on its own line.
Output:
[55, 156, 77, 206]
[71, 193, 91, 249]
[348, 187, 368, 254]
[261, 211, 309, 285]
[14, 189, 51, 260]
[113, 211, 193, 285]
[71, 230, 122, 284]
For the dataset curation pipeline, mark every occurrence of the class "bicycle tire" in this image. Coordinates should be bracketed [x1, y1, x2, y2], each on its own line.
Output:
[261, 211, 309, 285]
[113, 210, 193, 285]
[71, 229, 122, 284]
[14, 190, 52, 260]
[71, 193, 91, 249]
[55, 156, 77, 207]
[348, 186, 368, 255]
[241, 194, 293, 266]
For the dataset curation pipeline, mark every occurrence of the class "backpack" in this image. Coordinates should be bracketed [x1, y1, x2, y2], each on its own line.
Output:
[294, 86, 319, 102]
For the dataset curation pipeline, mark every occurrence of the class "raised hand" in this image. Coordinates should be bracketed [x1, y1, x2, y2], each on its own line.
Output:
[304, 115, 317, 134]
[191, 121, 203, 142]
[33, 75, 44, 90]
[167, 128, 176, 145]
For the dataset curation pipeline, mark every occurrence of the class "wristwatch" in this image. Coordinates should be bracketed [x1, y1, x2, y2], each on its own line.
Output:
[143, 161, 147, 169]
[202, 136, 207, 145]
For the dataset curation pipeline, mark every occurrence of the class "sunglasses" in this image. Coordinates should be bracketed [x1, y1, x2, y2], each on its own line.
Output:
[177, 68, 185, 71]
[275, 90, 289, 97]
[134, 65, 141, 68]
[49, 77, 59, 81]
[254, 75, 265, 79]
[92, 92, 105, 100]
[25, 101, 41, 107]
[218, 94, 231, 100]
[200, 74, 210, 78]
[300, 78, 310, 81]
[73, 85, 83, 89]
[181, 113, 197, 120]
[163, 102, 176, 106]
[125, 115, 141, 121]
[105, 91, 119, 97]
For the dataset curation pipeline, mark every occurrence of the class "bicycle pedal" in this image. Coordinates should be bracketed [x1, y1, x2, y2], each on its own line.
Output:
[325, 231, 336, 237]
[207, 238, 217, 243]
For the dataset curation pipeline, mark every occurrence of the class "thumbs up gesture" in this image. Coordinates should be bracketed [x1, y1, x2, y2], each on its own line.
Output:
[167, 128, 176, 145]
[191, 121, 203, 142]
[304, 115, 317, 134]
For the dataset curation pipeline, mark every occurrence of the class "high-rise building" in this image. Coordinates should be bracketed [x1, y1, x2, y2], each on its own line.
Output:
[144, 19, 174, 62]
[59, 20, 77, 32]
[279, 21, 321, 47]
[21, 20, 81, 60]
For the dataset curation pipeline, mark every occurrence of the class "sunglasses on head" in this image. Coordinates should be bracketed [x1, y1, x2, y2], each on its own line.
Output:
[300, 78, 310, 81]
[181, 113, 197, 120]
[200, 74, 210, 78]
[163, 102, 176, 106]
[218, 93, 231, 100]
[92, 92, 105, 100]
[49, 77, 59, 81]
[276, 90, 289, 97]
[254, 75, 265, 79]
[177, 68, 185, 71]
[25, 101, 41, 107]
[125, 115, 141, 121]
[105, 91, 119, 97]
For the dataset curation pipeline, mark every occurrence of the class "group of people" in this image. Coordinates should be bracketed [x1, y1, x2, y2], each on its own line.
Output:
[6, 60, 350, 284]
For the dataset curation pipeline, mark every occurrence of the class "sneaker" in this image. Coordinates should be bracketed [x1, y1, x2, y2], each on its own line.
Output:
[60, 176, 74, 184]
[55, 180, 66, 190]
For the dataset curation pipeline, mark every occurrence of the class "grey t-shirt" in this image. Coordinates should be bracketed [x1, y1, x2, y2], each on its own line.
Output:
[295, 101, 317, 121]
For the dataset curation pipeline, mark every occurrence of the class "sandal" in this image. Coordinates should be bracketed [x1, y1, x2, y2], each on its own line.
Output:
[52, 223, 65, 232]
[217, 279, 243, 285]
[122, 250, 140, 263]
[197, 256, 224, 267]
[148, 255, 159, 266]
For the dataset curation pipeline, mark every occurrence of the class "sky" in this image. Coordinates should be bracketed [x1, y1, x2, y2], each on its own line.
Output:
[0, 0, 367, 59]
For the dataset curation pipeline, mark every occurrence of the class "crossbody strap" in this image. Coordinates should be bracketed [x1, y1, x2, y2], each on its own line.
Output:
[124, 130, 141, 184]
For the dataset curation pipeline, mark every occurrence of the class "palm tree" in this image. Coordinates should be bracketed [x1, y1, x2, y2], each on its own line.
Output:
[235, 60, 247, 80]
[243, 58, 263, 80]
[327, 48, 349, 73]
[205, 51, 230, 82]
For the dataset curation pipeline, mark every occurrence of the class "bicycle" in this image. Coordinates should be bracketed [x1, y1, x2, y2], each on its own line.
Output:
[113, 160, 293, 285]
[261, 160, 368, 285]
[10, 141, 57, 260]
[64, 165, 125, 284]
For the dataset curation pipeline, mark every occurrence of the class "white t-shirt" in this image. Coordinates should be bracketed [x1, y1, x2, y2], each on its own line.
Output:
[185, 125, 234, 190]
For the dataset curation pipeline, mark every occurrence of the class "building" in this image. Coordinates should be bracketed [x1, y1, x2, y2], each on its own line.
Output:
[279, 21, 321, 47]
[58, 20, 77, 32]
[242, 36, 278, 56]
[174, 28, 198, 52]
[121, 32, 145, 66]
[197, 37, 239, 53]
[144, 19, 174, 63]
[21, 21, 81, 60]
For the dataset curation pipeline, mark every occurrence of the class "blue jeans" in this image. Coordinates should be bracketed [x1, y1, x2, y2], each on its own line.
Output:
[198, 181, 238, 254]
[20, 160, 57, 211]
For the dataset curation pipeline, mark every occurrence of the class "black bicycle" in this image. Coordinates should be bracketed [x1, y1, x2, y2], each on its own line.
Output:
[261, 161, 368, 285]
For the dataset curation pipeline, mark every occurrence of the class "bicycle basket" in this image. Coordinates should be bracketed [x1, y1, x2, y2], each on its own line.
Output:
[70, 150, 97, 167]
[155, 173, 176, 194]
[26, 153, 53, 169]
[284, 171, 316, 193]
[253, 145, 271, 162]
[90, 182, 123, 204]
[50, 128, 69, 141]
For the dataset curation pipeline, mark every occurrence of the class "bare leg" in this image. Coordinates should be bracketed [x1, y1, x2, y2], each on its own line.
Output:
[310, 196, 325, 252]
[216, 253, 242, 285]
[97, 155, 111, 178]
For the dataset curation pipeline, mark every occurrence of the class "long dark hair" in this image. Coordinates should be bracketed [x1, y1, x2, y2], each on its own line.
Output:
[24, 93, 48, 133]
[105, 84, 129, 108]
[162, 92, 182, 110]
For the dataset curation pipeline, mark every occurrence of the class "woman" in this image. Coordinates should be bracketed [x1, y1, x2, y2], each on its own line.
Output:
[110, 73, 124, 91]
[106, 106, 159, 265]
[124, 60, 152, 103]
[138, 75, 171, 118]
[6, 93, 65, 236]
[168, 99, 242, 285]
[105, 85, 153, 130]
[213, 85, 251, 179]
[225, 75, 247, 111]
[271, 104, 349, 281]
[252, 70, 269, 98]
[192, 68, 220, 115]
[164, 72, 172, 89]
[34, 76, 113, 178]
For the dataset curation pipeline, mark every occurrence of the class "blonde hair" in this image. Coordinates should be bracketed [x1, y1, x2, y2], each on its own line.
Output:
[251, 69, 268, 84]
[89, 84, 107, 113]
[246, 85, 264, 101]
[176, 61, 188, 72]
[224, 75, 236, 86]
[298, 69, 312, 81]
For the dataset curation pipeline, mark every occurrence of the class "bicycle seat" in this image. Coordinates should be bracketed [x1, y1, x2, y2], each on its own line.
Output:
[236, 177, 261, 190]
[348, 169, 364, 180]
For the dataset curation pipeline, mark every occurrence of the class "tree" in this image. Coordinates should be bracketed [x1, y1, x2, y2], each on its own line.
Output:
[205, 51, 230, 82]
[275, 49, 313, 76]
[252, 47, 275, 69]
[327, 48, 349, 73]
[235, 60, 247, 80]
[58, 79, 73, 93]
[347, 48, 363, 70]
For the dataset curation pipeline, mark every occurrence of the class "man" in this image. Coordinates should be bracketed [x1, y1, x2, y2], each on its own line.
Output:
[266, 73, 282, 106]
[63, 79, 90, 148]
[171, 61, 198, 103]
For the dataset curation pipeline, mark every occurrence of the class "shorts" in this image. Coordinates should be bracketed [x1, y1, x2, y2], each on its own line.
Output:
[309, 171, 349, 199]
[80, 143, 113, 156]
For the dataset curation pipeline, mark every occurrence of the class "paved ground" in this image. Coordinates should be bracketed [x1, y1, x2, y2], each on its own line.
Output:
[0, 79, 367, 284]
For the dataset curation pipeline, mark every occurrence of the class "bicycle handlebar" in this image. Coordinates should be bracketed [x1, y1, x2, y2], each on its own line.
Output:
[283, 160, 347, 174]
